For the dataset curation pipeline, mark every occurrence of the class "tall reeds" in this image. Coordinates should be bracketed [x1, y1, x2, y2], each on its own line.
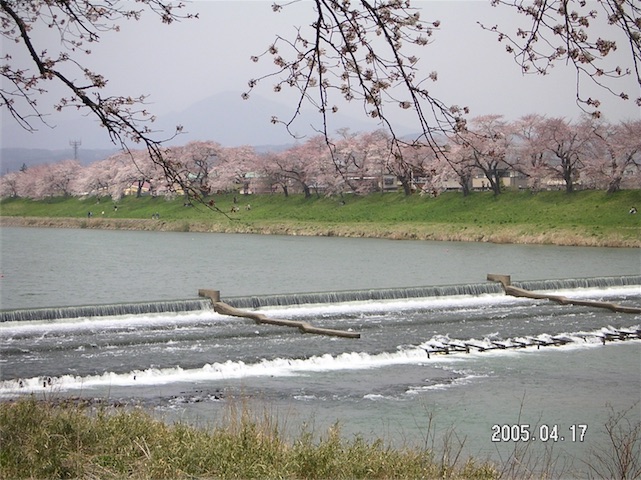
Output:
[0, 396, 498, 479]
[2, 396, 639, 479]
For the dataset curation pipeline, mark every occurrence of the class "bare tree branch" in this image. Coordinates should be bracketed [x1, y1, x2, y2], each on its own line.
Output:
[0, 0, 215, 203]
[481, 0, 641, 116]
[244, 0, 469, 176]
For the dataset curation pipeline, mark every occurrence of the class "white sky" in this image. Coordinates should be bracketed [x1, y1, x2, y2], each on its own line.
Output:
[1, 0, 639, 149]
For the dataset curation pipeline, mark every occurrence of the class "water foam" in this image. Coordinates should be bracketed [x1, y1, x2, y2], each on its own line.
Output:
[2, 325, 637, 398]
[0, 310, 229, 337]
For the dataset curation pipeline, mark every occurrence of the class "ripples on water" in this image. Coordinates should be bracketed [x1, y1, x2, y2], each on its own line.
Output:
[2, 226, 640, 309]
[3, 288, 639, 477]
[1, 227, 640, 476]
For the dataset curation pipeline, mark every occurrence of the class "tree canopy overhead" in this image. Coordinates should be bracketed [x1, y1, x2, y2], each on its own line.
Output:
[2, 0, 639, 197]
[1, 0, 195, 137]
[244, 0, 467, 153]
[483, 0, 641, 112]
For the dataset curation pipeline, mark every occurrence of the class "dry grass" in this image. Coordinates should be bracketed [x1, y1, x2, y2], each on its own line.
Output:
[3, 397, 638, 479]
[1, 216, 638, 247]
[0, 397, 498, 479]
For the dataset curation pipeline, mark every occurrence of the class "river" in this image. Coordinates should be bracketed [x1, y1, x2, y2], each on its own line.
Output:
[1, 226, 640, 477]
[1, 226, 639, 309]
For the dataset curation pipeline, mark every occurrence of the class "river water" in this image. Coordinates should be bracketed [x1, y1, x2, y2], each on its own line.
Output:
[1, 227, 639, 309]
[1, 226, 640, 476]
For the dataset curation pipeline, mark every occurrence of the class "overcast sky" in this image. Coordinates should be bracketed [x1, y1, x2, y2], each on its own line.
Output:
[1, 0, 639, 150]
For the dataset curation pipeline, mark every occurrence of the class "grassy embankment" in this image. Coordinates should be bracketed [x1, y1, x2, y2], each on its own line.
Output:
[2, 397, 638, 479]
[0, 397, 501, 479]
[1, 190, 640, 246]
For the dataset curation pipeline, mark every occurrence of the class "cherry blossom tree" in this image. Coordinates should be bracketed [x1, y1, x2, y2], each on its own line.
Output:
[206, 145, 258, 195]
[298, 135, 343, 196]
[245, 0, 465, 172]
[9, 161, 77, 199]
[457, 115, 511, 195]
[258, 140, 331, 197]
[166, 141, 222, 202]
[247, 0, 639, 177]
[392, 141, 440, 196]
[418, 148, 458, 196]
[76, 157, 119, 198]
[107, 150, 166, 200]
[10, 167, 32, 198]
[3, 117, 641, 201]
[332, 129, 387, 195]
[536, 117, 593, 192]
[510, 114, 549, 192]
[48, 159, 82, 196]
[14, 166, 38, 198]
[1, 1, 196, 195]
[257, 152, 292, 196]
[9, 159, 82, 198]
[582, 118, 641, 192]
[263, 142, 317, 198]
[442, 142, 475, 196]
[0, 171, 20, 197]
[4, 0, 639, 198]
[482, 0, 641, 115]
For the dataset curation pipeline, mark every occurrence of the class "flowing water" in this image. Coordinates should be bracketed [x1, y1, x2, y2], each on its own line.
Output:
[1, 226, 640, 476]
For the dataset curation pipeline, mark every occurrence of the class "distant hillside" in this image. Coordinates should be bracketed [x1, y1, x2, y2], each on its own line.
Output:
[0, 142, 313, 174]
[153, 91, 394, 147]
[1, 91, 417, 173]
[1, 92, 412, 153]
[0, 148, 119, 174]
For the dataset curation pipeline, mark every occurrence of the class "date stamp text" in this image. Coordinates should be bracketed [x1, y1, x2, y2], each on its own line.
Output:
[491, 424, 588, 443]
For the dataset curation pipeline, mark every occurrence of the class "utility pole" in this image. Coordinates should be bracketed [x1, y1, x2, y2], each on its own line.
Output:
[69, 139, 81, 160]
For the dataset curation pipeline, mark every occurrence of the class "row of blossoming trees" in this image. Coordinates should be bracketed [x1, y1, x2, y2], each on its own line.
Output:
[2, 114, 640, 201]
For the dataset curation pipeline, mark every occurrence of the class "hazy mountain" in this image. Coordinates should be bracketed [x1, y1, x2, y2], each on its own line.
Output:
[0, 147, 119, 174]
[157, 91, 391, 147]
[3, 91, 390, 146]
[1, 91, 410, 171]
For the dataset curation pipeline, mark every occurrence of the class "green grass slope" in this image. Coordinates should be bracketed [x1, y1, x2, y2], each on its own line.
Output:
[1, 190, 640, 246]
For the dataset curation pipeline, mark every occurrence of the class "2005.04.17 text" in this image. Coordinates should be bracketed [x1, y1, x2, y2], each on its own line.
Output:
[491, 424, 588, 443]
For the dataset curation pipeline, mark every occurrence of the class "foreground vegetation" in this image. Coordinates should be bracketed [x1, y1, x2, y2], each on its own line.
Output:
[2, 397, 640, 479]
[1, 190, 640, 247]
[0, 397, 498, 479]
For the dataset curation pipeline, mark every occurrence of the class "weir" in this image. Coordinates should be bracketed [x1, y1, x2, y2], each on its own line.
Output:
[0, 299, 212, 323]
[510, 275, 641, 292]
[489, 274, 641, 314]
[222, 275, 641, 309]
[198, 290, 361, 339]
[223, 282, 505, 309]
[2, 275, 639, 323]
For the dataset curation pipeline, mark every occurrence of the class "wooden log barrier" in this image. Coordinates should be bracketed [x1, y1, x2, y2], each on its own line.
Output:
[198, 289, 360, 339]
[487, 274, 641, 314]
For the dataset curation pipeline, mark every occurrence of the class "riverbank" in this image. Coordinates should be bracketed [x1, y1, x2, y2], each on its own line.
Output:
[2, 215, 640, 247]
[1, 190, 639, 247]
[0, 397, 500, 479]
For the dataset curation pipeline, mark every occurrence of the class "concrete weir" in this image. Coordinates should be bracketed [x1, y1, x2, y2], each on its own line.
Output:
[487, 274, 641, 314]
[198, 289, 361, 339]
